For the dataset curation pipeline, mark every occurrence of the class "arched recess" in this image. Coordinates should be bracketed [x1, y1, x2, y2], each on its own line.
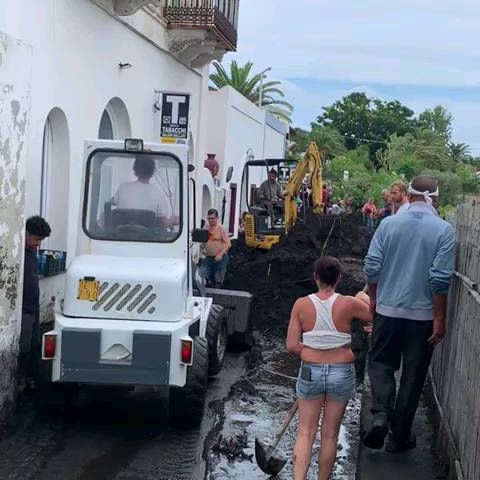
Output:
[40, 107, 70, 250]
[98, 97, 131, 139]
[202, 185, 212, 225]
[188, 132, 195, 230]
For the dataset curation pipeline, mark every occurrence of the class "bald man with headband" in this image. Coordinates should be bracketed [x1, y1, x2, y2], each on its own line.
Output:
[362, 175, 454, 453]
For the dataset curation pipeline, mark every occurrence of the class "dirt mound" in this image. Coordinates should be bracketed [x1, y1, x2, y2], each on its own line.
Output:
[224, 214, 370, 332]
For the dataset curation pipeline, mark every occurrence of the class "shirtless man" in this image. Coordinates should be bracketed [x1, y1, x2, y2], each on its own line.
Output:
[200, 208, 231, 288]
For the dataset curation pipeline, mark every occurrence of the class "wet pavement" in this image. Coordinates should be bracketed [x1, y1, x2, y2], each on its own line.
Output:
[358, 376, 443, 480]
[0, 332, 362, 480]
[0, 352, 245, 480]
[206, 332, 361, 480]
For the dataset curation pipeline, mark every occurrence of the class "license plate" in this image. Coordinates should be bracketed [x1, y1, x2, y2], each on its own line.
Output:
[77, 279, 100, 302]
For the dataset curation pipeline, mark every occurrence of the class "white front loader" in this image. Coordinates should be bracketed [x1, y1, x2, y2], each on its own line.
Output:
[44, 139, 212, 388]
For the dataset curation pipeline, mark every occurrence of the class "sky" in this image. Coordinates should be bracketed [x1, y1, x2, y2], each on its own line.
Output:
[229, 0, 480, 154]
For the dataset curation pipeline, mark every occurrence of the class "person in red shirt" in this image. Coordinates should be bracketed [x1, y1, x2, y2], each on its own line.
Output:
[362, 198, 377, 231]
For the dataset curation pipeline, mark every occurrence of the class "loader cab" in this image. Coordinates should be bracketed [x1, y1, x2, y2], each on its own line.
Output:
[63, 138, 192, 322]
[241, 158, 286, 250]
[84, 145, 182, 245]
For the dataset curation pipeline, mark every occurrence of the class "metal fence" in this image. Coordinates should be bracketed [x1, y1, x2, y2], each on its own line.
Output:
[430, 200, 480, 480]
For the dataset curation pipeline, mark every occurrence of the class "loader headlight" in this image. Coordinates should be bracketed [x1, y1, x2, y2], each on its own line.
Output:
[124, 138, 144, 152]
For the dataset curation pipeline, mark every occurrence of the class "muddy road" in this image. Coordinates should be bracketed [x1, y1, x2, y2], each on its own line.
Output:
[0, 217, 368, 479]
[0, 333, 360, 480]
[0, 352, 244, 480]
[205, 331, 361, 480]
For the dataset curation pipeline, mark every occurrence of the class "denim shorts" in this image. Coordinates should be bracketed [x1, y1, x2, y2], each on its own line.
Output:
[295, 362, 355, 402]
[200, 255, 228, 284]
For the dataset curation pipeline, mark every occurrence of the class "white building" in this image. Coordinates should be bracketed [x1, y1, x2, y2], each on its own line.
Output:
[205, 86, 287, 238]
[0, 0, 286, 418]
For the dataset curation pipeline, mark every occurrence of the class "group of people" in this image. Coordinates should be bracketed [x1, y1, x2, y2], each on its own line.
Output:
[18, 167, 454, 480]
[362, 180, 412, 231]
[287, 174, 454, 479]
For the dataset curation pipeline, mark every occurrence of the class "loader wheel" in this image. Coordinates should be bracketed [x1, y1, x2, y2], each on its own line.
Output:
[169, 336, 208, 429]
[206, 304, 228, 375]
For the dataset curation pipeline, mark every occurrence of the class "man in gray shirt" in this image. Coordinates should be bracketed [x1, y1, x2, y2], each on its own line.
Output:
[258, 168, 283, 221]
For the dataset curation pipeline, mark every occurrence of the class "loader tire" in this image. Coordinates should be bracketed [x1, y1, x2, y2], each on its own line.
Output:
[169, 336, 208, 429]
[206, 304, 228, 376]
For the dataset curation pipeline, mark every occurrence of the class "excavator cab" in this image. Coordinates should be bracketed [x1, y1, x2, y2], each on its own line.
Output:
[240, 143, 325, 251]
[241, 159, 285, 250]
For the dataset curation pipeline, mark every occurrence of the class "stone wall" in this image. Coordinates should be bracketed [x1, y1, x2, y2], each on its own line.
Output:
[0, 33, 30, 421]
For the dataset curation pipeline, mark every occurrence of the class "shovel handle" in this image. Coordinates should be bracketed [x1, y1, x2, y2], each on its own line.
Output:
[271, 400, 298, 451]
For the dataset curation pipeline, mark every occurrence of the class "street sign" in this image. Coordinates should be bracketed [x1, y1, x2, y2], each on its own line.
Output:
[278, 164, 295, 184]
[160, 92, 190, 144]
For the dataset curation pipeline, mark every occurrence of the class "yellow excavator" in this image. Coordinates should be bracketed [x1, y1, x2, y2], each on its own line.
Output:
[243, 142, 325, 250]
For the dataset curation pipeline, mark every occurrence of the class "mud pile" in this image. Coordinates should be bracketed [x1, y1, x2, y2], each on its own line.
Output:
[224, 214, 371, 331]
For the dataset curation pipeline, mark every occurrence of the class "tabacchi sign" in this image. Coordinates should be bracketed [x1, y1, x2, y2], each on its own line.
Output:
[160, 93, 190, 143]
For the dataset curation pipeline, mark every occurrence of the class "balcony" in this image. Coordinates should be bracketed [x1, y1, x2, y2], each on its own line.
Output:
[161, 0, 239, 67]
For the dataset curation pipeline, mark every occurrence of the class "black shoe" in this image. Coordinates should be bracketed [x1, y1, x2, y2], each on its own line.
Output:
[363, 413, 389, 449]
[385, 432, 416, 453]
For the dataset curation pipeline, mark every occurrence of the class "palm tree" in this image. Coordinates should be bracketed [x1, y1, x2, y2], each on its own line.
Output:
[449, 142, 472, 163]
[407, 128, 451, 170]
[209, 60, 293, 121]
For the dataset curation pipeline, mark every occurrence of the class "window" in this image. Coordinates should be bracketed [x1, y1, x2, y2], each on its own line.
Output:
[84, 151, 182, 243]
[98, 98, 131, 140]
[39, 108, 70, 251]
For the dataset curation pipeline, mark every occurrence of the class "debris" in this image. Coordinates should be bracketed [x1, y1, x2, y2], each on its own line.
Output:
[224, 213, 370, 331]
[211, 432, 253, 462]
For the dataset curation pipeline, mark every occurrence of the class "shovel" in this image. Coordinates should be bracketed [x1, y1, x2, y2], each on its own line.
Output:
[255, 400, 299, 476]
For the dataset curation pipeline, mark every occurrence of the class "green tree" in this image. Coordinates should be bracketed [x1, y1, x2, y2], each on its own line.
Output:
[288, 125, 346, 161]
[309, 125, 347, 158]
[421, 169, 463, 206]
[209, 61, 293, 121]
[324, 148, 370, 183]
[408, 128, 451, 171]
[316, 92, 415, 161]
[449, 142, 472, 163]
[453, 162, 479, 193]
[417, 105, 453, 142]
[316, 92, 371, 150]
[288, 127, 310, 160]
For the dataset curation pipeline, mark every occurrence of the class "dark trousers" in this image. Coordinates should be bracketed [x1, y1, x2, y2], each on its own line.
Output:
[368, 313, 434, 441]
[19, 311, 40, 380]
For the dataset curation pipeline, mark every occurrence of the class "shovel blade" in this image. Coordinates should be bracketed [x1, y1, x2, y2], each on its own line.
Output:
[255, 437, 288, 476]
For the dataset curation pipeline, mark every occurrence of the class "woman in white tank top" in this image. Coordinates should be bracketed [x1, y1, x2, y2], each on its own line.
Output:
[287, 256, 372, 480]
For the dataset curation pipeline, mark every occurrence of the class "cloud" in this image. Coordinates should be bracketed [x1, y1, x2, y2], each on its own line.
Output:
[229, 0, 480, 153]
[233, 0, 480, 88]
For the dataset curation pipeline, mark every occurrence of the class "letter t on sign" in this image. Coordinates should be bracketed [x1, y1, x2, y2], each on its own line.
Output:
[166, 95, 186, 124]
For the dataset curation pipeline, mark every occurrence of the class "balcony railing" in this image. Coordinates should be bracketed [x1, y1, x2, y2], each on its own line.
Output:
[162, 0, 238, 51]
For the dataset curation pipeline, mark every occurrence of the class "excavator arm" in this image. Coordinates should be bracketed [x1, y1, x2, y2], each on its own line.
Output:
[284, 142, 325, 232]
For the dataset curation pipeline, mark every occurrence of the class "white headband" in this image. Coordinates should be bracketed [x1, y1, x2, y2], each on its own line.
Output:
[407, 182, 439, 205]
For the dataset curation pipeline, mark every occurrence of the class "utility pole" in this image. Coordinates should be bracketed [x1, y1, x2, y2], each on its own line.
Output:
[258, 67, 271, 107]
